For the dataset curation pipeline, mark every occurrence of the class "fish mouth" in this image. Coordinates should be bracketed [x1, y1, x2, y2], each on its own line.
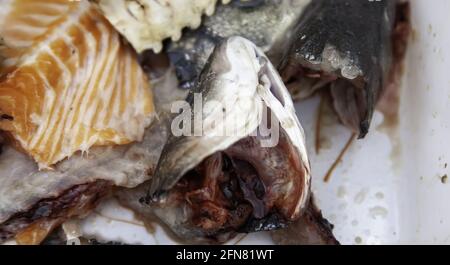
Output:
[147, 132, 307, 239]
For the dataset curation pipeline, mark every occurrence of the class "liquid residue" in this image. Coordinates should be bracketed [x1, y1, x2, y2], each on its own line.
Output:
[376, 5, 411, 174]
[337, 186, 347, 198]
[354, 189, 368, 204]
[375, 192, 385, 200]
[369, 207, 388, 219]
[441, 175, 448, 184]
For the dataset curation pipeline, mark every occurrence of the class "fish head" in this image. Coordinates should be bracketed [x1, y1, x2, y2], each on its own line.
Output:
[145, 37, 311, 242]
[279, 0, 399, 138]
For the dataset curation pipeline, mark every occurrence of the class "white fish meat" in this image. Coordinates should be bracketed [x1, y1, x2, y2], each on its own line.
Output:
[93, 0, 231, 53]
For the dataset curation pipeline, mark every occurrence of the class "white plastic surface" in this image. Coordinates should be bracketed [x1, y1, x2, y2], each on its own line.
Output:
[79, 0, 450, 245]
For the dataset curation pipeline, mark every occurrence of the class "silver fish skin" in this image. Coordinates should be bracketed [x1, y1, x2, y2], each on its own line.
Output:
[280, 0, 402, 138]
[167, 0, 311, 89]
[0, 119, 168, 243]
[146, 37, 312, 242]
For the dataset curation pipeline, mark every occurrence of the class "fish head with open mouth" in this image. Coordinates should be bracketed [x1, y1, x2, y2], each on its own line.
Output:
[145, 36, 311, 242]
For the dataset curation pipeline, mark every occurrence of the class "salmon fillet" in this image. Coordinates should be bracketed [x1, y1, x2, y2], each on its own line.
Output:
[0, 0, 155, 168]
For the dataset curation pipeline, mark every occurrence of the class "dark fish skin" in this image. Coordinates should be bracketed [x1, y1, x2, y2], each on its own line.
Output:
[230, 0, 266, 8]
[280, 0, 402, 138]
[0, 181, 111, 244]
[271, 195, 340, 245]
[167, 0, 309, 89]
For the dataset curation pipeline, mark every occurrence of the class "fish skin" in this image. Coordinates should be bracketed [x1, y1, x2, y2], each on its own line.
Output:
[0, 118, 167, 223]
[0, 53, 183, 244]
[167, 0, 311, 89]
[280, 0, 398, 138]
[271, 195, 340, 245]
[0, 180, 111, 245]
[0, 0, 155, 168]
[0, 117, 168, 244]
